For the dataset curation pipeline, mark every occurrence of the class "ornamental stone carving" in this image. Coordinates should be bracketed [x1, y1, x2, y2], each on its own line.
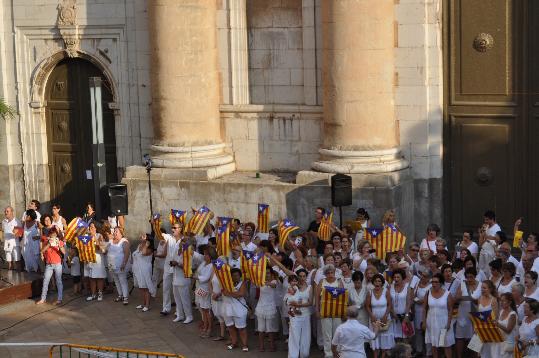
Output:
[57, 0, 76, 26]
[473, 33, 494, 52]
[57, 0, 79, 57]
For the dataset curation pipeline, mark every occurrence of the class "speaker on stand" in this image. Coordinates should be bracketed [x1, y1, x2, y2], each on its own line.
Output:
[107, 183, 128, 216]
[331, 174, 352, 228]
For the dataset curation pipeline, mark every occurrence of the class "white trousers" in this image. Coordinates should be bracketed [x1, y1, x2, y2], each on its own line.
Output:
[288, 315, 311, 358]
[162, 271, 173, 312]
[316, 317, 324, 347]
[173, 284, 193, 320]
[112, 271, 129, 298]
[321, 317, 341, 358]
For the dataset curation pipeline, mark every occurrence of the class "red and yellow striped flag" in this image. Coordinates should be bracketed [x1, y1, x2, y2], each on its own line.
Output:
[257, 204, 269, 233]
[186, 206, 212, 235]
[216, 216, 232, 229]
[318, 211, 333, 241]
[76, 235, 96, 263]
[320, 286, 348, 318]
[248, 252, 267, 287]
[240, 250, 253, 280]
[514, 344, 524, 358]
[169, 209, 186, 227]
[216, 224, 231, 257]
[381, 224, 407, 253]
[469, 310, 504, 343]
[64, 217, 88, 242]
[278, 219, 299, 249]
[182, 243, 193, 278]
[212, 258, 234, 292]
[151, 213, 164, 241]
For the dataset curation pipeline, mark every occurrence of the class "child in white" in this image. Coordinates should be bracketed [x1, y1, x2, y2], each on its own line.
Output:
[68, 247, 81, 295]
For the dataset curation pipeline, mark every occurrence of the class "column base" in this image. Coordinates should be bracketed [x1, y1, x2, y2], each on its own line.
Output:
[311, 148, 408, 174]
[149, 143, 235, 180]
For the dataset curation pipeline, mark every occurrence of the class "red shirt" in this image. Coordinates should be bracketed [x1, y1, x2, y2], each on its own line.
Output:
[42, 237, 65, 264]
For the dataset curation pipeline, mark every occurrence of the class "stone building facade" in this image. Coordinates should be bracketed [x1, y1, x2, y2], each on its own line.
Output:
[0, 0, 447, 240]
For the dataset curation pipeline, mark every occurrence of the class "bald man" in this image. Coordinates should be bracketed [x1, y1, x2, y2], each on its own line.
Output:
[2, 206, 22, 270]
[331, 306, 380, 358]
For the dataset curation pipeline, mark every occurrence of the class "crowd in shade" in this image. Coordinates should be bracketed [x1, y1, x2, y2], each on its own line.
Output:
[2, 200, 539, 358]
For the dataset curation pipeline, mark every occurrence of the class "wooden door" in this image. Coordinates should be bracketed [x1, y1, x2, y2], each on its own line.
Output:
[46, 58, 117, 219]
[444, 0, 527, 237]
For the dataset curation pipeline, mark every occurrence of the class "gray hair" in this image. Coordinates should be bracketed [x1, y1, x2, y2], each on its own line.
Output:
[323, 264, 336, 275]
[435, 238, 446, 246]
[512, 282, 525, 295]
[346, 306, 359, 319]
[419, 267, 432, 278]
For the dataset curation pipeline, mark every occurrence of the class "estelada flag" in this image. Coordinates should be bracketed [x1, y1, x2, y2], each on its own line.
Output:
[151, 213, 164, 241]
[513, 230, 524, 248]
[257, 204, 270, 233]
[181, 243, 193, 278]
[318, 211, 333, 242]
[468, 310, 503, 343]
[212, 257, 234, 292]
[320, 286, 348, 318]
[248, 252, 267, 287]
[216, 224, 231, 257]
[365, 227, 384, 260]
[169, 209, 186, 227]
[278, 219, 299, 249]
[65, 217, 88, 242]
[186, 206, 212, 235]
[240, 250, 253, 280]
[76, 235, 96, 263]
[381, 224, 406, 253]
[217, 216, 232, 229]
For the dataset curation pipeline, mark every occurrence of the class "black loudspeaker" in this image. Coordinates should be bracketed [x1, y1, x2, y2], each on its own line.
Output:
[331, 174, 352, 207]
[108, 183, 128, 216]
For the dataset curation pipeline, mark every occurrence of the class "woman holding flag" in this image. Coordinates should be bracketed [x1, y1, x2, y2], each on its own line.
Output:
[84, 222, 108, 302]
[222, 268, 249, 352]
[194, 245, 215, 338]
[108, 226, 130, 305]
[477, 280, 500, 358]
[254, 267, 278, 352]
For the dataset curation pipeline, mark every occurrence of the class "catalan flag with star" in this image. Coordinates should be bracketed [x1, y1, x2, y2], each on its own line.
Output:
[186, 206, 212, 236]
[248, 252, 267, 287]
[382, 223, 406, 253]
[212, 257, 234, 292]
[169, 209, 186, 228]
[257, 204, 270, 233]
[240, 250, 253, 280]
[151, 213, 164, 241]
[182, 243, 193, 278]
[216, 224, 231, 257]
[468, 310, 503, 343]
[320, 286, 348, 318]
[217, 216, 233, 229]
[64, 217, 89, 242]
[76, 235, 96, 263]
[318, 211, 333, 242]
[278, 218, 299, 249]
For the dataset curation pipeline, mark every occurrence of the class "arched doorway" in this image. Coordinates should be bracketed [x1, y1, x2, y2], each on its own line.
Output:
[45, 58, 118, 219]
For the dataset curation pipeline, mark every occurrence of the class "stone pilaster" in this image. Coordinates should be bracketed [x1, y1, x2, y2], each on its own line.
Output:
[148, 0, 234, 178]
[229, 0, 250, 105]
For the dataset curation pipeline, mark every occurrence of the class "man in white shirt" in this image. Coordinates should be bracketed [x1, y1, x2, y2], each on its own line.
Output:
[332, 306, 380, 358]
[2, 206, 21, 271]
[161, 224, 182, 316]
[483, 210, 501, 238]
[21, 199, 41, 223]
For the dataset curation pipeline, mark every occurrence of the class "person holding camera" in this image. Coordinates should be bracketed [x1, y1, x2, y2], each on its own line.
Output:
[36, 227, 65, 305]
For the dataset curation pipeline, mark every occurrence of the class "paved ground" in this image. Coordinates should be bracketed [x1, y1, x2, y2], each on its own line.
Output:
[0, 282, 323, 358]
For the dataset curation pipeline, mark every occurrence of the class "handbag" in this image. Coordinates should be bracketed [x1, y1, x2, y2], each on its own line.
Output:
[195, 287, 209, 298]
[402, 319, 415, 337]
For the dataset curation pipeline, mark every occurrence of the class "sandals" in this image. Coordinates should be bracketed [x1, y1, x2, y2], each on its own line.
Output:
[226, 344, 237, 350]
[242, 347, 249, 352]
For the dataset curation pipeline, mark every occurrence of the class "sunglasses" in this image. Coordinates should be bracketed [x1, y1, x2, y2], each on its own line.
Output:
[172, 227, 180, 230]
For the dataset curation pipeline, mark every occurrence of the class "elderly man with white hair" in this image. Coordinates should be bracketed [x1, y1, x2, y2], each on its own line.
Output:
[331, 306, 380, 358]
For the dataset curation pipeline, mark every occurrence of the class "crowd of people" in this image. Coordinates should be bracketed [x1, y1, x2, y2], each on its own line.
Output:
[2, 200, 539, 358]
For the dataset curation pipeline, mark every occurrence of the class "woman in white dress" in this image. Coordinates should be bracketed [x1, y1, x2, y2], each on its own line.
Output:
[222, 268, 249, 352]
[498, 262, 517, 294]
[454, 267, 481, 357]
[132, 234, 155, 311]
[422, 272, 454, 358]
[286, 269, 312, 358]
[512, 282, 526, 324]
[85, 222, 109, 302]
[209, 259, 226, 342]
[523, 271, 539, 300]
[420, 224, 440, 254]
[194, 246, 214, 338]
[365, 273, 395, 358]
[495, 293, 518, 358]
[50, 204, 67, 233]
[390, 268, 413, 341]
[515, 299, 539, 357]
[22, 209, 40, 272]
[255, 268, 278, 352]
[477, 280, 500, 358]
[454, 230, 479, 259]
[412, 268, 431, 357]
[107, 227, 131, 305]
[152, 238, 166, 286]
[349, 271, 368, 326]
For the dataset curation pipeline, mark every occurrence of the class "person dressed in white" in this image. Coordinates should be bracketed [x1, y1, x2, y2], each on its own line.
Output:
[21, 200, 41, 223]
[21, 209, 40, 272]
[170, 239, 196, 324]
[423, 273, 455, 358]
[420, 224, 441, 254]
[255, 268, 278, 352]
[349, 271, 368, 327]
[209, 259, 226, 341]
[194, 246, 214, 338]
[365, 273, 395, 357]
[332, 306, 381, 358]
[285, 270, 312, 358]
[222, 268, 249, 352]
[477, 280, 501, 358]
[50, 204, 67, 233]
[132, 235, 156, 311]
[84, 222, 109, 302]
[152, 238, 166, 286]
[390, 269, 413, 339]
[412, 269, 432, 357]
[2, 206, 21, 271]
[495, 292, 518, 358]
[516, 299, 539, 357]
[160, 222, 182, 316]
[454, 267, 481, 357]
[107, 227, 130, 305]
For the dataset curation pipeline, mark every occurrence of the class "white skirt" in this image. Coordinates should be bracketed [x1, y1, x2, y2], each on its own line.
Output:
[84, 254, 107, 279]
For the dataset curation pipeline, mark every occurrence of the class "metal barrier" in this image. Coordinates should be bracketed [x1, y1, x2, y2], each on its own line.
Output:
[48, 343, 185, 358]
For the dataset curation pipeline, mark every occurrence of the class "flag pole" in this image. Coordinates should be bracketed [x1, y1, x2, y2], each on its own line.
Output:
[143, 154, 154, 237]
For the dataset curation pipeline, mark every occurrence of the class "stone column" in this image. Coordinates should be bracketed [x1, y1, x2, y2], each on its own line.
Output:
[229, 0, 250, 104]
[148, 0, 235, 178]
[312, 0, 407, 173]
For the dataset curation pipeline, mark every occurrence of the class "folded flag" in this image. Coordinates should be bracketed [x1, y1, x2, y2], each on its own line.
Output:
[65, 217, 89, 242]
[320, 286, 348, 318]
[169, 209, 186, 228]
[182, 243, 193, 278]
[278, 219, 299, 249]
[76, 235, 96, 263]
[248, 252, 267, 287]
[257, 204, 270, 233]
[212, 258, 234, 292]
[216, 224, 231, 257]
[468, 310, 503, 343]
[318, 211, 333, 242]
[186, 206, 212, 236]
[152, 213, 164, 241]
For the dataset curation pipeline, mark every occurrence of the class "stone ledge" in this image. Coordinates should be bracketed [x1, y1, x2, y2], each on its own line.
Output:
[125, 163, 236, 181]
[296, 168, 413, 188]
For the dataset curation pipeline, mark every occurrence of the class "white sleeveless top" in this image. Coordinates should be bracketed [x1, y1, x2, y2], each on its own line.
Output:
[52, 216, 64, 232]
[108, 238, 127, 271]
[390, 282, 409, 315]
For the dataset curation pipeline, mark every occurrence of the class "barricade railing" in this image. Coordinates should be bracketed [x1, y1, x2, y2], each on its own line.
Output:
[48, 343, 185, 358]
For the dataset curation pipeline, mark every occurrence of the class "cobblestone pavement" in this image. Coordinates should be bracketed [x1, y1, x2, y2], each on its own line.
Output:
[0, 285, 324, 358]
